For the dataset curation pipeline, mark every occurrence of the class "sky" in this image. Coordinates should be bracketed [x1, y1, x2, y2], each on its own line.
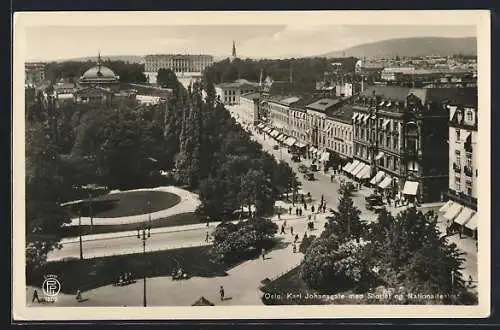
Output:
[24, 24, 476, 61]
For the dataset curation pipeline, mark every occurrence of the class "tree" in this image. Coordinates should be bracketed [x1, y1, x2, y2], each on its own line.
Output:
[322, 187, 366, 242]
[210, 217, 278, 263]
[26, 122, 71, 271]
[156, 68, 180, 89]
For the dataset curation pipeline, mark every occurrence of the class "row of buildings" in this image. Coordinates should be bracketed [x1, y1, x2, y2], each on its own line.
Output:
[232, 80, 478, 238]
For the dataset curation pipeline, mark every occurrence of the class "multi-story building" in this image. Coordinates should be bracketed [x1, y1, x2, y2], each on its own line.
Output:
[215, 79, 260, 105]
[346, 85, 476, 203]
[239, 92, 261, 125]
[25, 62, 46, 87]
[267, 96, 301, 136]
[144, 54, 213, 84]
[325, 106, 354, 162]
[439, 98, 478, 239]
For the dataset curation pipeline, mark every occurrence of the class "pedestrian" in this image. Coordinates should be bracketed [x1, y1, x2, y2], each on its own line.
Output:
[294, 234, 299, 243]
[311, 205, 315, 213]
[323, 205, 326, 213]
[220, 285, 225, 301]
[283, 219, 287, 227]
[206, 220, 210, 227]
[280, 225, 285, 235]
[299, 208, 303, 216]
[261, 248, 266, 260]
[293, 244, 297, 253]
[321, 194, 324, 204]
[303, 232, 308, 239]
[205, 232, 209, 242]
[277, 213, 281, 220]
[32, 289, 41, 304]
[76, 289, 82, 302]
[290, 226, 294, 235]
[308, 214, 312, 221]
[295, 208, 299, 216]
[304, 203, 308, 211]
[330, 174, 334, 183]
[289, 206, 292, 215]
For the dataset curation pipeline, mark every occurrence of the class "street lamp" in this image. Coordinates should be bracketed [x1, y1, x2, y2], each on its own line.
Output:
[78, 206, 83, 260]
[137, 224, 151, 307]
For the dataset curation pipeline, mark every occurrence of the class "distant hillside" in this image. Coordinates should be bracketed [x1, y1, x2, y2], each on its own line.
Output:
[55, 55, 145, 63]
[321, 37, 477, 59]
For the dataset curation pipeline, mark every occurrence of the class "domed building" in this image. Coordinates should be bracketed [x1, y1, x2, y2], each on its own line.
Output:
[78, 52, 120, 90]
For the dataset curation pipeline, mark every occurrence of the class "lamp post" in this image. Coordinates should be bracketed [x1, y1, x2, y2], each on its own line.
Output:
[78, 206, 83, 260]
[137, 225, 151, 307]
[88, 193, 93, 228]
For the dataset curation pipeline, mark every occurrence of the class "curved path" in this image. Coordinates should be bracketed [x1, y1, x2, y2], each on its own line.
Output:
[66, 186, 201, 226]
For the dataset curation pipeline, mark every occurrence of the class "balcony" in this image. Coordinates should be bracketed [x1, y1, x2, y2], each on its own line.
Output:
[464, 165, 473, 177]
[453, 162, 461, 173]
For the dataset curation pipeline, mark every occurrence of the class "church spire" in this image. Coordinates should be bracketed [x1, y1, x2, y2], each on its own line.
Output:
[232, 41, 237, 58]
[97, 50, 102, 72]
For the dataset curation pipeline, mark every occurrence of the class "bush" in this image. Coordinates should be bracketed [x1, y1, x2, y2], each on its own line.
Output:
[210, 217, 278, 263]
[299, 234, 316, 253]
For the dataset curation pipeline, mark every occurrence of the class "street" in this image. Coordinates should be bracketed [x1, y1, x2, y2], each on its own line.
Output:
[227, 105, 478, 288]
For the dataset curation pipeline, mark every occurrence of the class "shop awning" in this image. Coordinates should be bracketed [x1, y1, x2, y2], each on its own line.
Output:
[370, 171, 386, 185]
[443, 202, 463, 221]
[275, 133, 283, 140]
[352, 113, 359, 121]
[356, 164, 371, 179]
[343, 162, 353, 172]
[348, 160, 360, 173]
[383, 119, 391, 128]
[320, 152, 330, 162]
[295, 142, 307, 148]
[361, 114, 370, 122]
[270, 130, 279, 137]
[257, 123, 264, 129]
[465, 213, 477, 231]
[350, 162, 365, 176]
[402, 181, 419, 195]
[375, 151, 384, 161]
[454, 208, 475, 226]
[439, 200, 454, 213]
[378, 176, 392, 189]
[285, 137, 297, 147]
[263, 127, 271, 133]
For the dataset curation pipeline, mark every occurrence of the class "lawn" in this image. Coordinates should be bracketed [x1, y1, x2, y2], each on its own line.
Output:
[70, 190, 181, 218]
[59, 212, 205, 238]
[28, 246, 237, 294]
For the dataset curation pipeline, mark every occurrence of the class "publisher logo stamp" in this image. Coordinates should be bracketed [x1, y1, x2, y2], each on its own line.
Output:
[42, 275, 61, 301]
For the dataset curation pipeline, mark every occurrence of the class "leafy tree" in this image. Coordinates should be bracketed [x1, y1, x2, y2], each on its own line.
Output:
[210, 217, 278, 263]
[26, 122, 71, 271]
[322, 186, 366, 242]
[156, 68, 179, 89]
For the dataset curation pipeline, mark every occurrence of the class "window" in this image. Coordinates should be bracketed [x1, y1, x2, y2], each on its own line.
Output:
[465, 179, 472, 196]
[456, 129, 461, 141]
[466, 110, 473, 122]
[455, 150, 461, 165]
[394, 158, 399, 171]
[465, 152, 472, 168]
[454, 175, 461, 192]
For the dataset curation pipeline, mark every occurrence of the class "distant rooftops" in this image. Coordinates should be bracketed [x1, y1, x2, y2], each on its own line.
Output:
[306, 98, 341, 112]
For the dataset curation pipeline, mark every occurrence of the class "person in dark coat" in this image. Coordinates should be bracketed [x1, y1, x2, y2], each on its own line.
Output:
[32, 289, 41, 304]
[311, 205, 315, 213]
[289, 207, 292, 214]
[220, 285, 225, 301]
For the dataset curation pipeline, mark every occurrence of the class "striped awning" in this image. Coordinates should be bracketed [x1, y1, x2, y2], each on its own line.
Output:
[343, 162, 353, 172]
[352, 113, 360, 121]
[270, 130, 279, 137]
[285, 137, 297, 147]
[370, 171, 386, 185]
[356, 164, 371, 179]
[350, 162, 365, 176]
[361, 114, 370, 122]
[378, 176, 392, 189]
[465, 213, 477, 230]
[439, 200, 454, 213]
[348, 160, 360, 174]
[295, 142, 307, 148]
[402, 181, 419, 196]
[443, 202, 463, 221]
[454, 207, 475, 226]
